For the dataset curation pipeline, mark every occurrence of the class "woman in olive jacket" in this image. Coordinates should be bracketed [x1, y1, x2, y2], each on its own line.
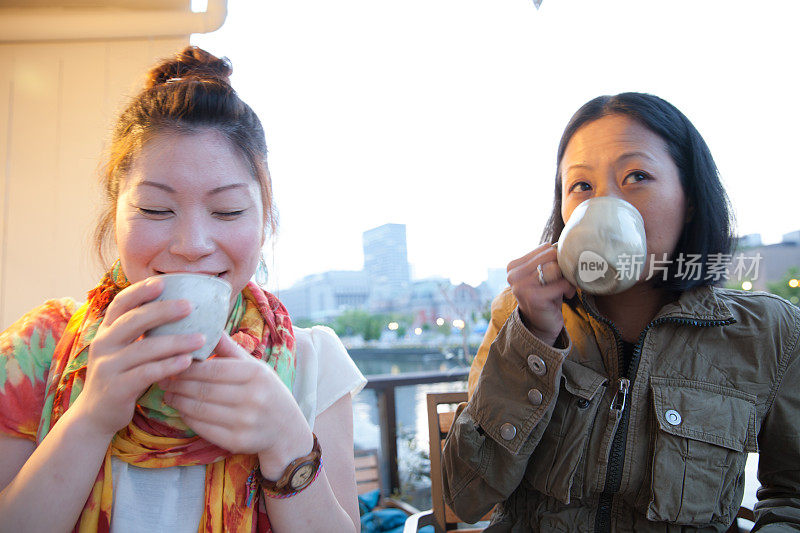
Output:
[442, 92, 800, 532]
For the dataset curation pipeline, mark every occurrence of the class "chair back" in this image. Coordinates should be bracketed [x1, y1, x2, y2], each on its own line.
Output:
[427, 392, 492, 532]
[354, 448, 381, 495]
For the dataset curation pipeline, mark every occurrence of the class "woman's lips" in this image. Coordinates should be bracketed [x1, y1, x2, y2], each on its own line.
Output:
[154, 270, 227, 277]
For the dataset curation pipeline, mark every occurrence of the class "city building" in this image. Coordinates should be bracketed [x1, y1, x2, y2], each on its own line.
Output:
[363, 223, 411, 309]
[734, 231, 800, 291]
[278, 270, 370, 321]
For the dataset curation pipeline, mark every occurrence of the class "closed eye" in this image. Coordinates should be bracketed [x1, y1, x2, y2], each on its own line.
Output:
[214, 210, 246, 219]
[137, 208, 172, 217]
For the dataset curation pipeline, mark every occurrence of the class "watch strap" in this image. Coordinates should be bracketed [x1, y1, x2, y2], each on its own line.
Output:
[255, 434, 322, 498]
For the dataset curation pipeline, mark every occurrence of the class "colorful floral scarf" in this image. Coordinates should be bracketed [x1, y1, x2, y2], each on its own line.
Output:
[36, 262, 296, 533]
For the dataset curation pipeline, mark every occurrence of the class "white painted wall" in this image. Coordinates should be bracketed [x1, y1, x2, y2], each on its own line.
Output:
[0, 37, 188, 329]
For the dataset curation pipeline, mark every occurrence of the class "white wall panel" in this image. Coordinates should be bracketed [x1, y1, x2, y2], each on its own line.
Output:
[0, 37, 188, 329]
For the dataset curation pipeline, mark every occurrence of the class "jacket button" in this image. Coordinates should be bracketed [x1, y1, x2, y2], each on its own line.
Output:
[527, 355, 547, 376]
[665, 409, 682, 425]
[576, 398, 590, 409]
[500, 423, 517, 441]
[528, 389, 543, 406]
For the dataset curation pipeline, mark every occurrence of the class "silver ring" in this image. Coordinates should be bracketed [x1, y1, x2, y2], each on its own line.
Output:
[537, 263, 547, 286]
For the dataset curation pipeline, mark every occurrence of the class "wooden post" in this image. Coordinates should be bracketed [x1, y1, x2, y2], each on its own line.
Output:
[375, 385, 400, 496]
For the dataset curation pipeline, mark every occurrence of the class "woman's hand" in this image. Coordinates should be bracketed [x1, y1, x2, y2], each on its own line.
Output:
[73, 278, 205, 438]
[159, 333, 312, 471]
[507, 243, 577, 346]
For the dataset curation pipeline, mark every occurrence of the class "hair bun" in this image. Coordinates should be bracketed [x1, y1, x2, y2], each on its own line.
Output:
[146, 46, 232, 89]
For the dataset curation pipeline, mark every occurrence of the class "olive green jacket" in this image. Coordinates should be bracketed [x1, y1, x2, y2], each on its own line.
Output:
[442, 285, 800, 532]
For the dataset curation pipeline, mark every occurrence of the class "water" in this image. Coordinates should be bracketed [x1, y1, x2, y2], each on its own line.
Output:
[351, 351, 470, 508]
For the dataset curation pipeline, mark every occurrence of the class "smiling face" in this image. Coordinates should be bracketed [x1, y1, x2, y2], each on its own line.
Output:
[559, 114, 688, 280]
[115, 129, 265, 303]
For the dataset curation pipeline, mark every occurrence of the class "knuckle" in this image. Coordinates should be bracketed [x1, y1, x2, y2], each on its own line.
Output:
[198, 381, 212, 402]
[188, 398, 204, 418]
[252, 388, 269, 407]
[241, 411, 257, 428]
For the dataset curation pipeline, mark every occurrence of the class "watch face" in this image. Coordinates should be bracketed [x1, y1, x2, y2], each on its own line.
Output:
[290, 462, 315, 489]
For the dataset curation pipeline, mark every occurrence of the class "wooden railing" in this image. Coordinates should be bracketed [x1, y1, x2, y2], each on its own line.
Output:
[363, 368, 470, 495]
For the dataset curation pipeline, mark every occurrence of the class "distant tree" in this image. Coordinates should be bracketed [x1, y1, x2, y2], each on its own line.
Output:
[363, 314, 384, 341]
[332, 309, 389, 341]
[293, 318, 318, 329]
[766, 267, 800, 307]
[387, 312, 413, 338]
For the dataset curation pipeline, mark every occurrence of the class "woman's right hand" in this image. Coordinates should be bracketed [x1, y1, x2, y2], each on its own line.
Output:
[72, 277, 205, 438]
[507, 243, 577, 346]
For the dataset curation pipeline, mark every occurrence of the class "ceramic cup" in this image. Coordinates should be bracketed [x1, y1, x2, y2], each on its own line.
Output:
[556, 197, 647, 295]
[146, 273, 233, 360]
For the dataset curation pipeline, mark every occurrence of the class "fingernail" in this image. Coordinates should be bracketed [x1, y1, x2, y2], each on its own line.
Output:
[193, 333, 206, 346]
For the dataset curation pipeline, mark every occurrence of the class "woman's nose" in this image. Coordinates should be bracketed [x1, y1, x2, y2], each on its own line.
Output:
[168, 217, 215, 261]
[593, 175, 623, 199]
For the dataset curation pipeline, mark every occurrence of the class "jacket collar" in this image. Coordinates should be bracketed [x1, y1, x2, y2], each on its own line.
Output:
[576, 284, 735, 325]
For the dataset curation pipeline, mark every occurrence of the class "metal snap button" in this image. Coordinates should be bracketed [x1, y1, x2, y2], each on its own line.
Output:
[527, 354, 547, 376]
[528, 389, 543, 406]
[576, 398, 590, 409]
[665, 409, 682, 426]
[500, 423, 517, 441]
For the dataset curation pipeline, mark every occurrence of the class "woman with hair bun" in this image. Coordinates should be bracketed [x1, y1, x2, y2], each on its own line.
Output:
[0, 46, 364, 532]
[442, 93, 800, 531]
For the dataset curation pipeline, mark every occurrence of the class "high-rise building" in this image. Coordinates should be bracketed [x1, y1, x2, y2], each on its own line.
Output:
[363, 223, 411, 306]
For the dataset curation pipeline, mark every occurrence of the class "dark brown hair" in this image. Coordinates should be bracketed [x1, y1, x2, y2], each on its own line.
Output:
[94, 46, 275, 266]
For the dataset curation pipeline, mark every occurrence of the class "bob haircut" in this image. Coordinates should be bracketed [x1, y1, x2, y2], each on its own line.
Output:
[541, 92, 736, 291]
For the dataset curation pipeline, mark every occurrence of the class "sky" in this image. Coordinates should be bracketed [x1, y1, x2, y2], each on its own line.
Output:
[192, 0, 800, 291]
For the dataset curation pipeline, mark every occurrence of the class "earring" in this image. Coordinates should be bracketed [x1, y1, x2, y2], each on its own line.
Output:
[255, 255, 269, 286]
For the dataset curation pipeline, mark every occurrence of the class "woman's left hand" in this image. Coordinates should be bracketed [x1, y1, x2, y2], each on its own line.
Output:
[159, 333, 310, 459]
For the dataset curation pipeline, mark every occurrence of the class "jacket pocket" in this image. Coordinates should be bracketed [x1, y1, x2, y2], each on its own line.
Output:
[523, 360, 607, 505]
[645, 377, 758, 526]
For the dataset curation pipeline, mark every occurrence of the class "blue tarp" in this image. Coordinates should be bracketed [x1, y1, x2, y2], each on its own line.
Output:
[359, 490, 434, 533]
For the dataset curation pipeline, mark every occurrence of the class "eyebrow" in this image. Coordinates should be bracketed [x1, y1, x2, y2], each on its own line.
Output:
[616, 151, 657, 163]
[564, 151, 657, 174]
[138, 181, 248, 195]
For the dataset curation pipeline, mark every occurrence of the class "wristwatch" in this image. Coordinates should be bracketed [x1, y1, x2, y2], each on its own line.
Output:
[258, 434, 322, 497]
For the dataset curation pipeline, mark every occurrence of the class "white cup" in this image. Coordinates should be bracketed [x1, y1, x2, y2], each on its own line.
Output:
[556, 197, 647, 295]
[146, 273, 233, 360]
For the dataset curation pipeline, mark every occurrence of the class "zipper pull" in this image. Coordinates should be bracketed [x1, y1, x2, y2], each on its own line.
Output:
[610, 378, 630, 413]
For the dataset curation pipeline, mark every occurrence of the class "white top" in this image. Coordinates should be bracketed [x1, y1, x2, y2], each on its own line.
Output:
[109, 326, 366, 533]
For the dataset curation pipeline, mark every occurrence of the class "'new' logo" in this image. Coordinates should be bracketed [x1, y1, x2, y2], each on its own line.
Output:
[577, 250, 608, 283]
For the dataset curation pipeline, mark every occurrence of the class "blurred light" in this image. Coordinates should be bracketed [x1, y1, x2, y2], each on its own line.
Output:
[388, 322, 399, 331]
[791, 296, 799, 304]
[436, 317, 445, 326]
[452, 319, 465, 329]
[789, 279, 799, 288]
[741, 281, 752, 291]
[414, 327, 422, 335]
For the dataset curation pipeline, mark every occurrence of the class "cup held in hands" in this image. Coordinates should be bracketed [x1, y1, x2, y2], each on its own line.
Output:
[146, 273, 233, 360]
[556, 197, 647, 295]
